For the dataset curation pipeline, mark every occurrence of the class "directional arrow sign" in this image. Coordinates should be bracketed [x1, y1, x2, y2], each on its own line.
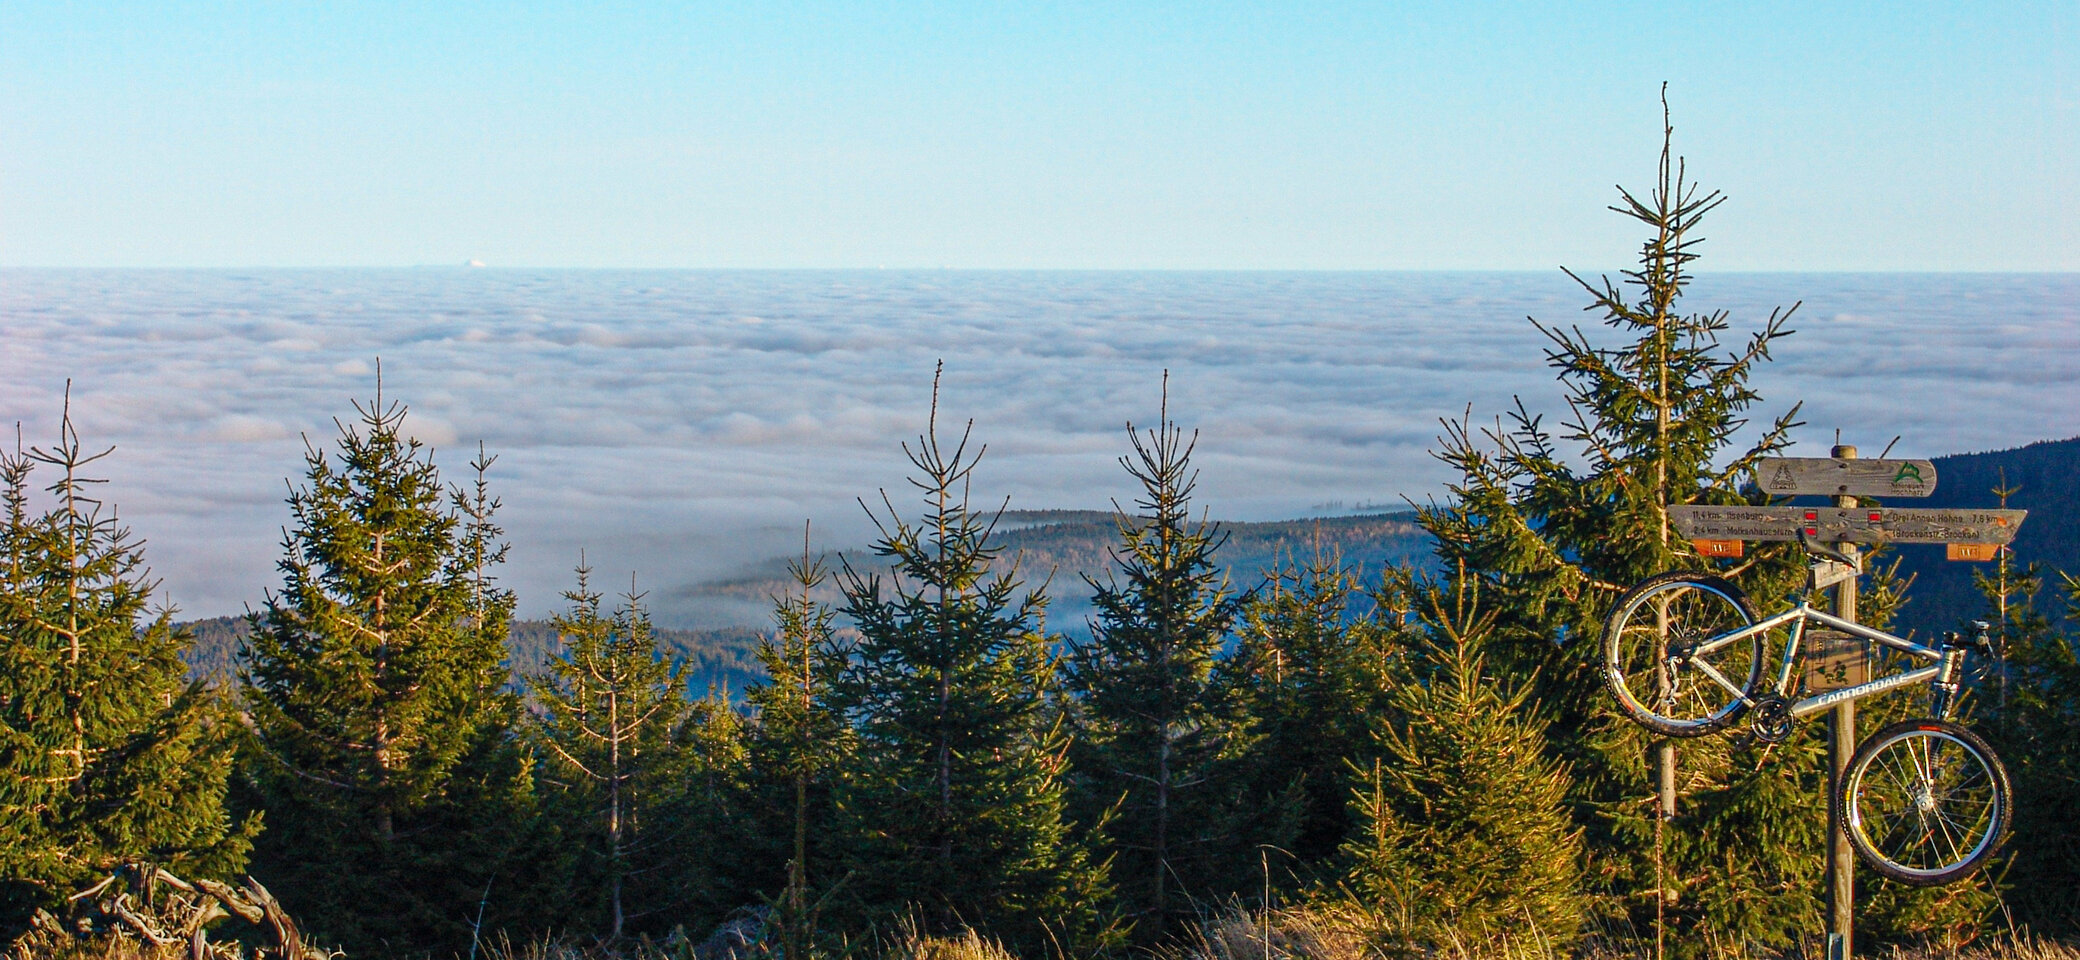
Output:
[1752, 457, 1937, 498]
[1668, 505, 2025, 544]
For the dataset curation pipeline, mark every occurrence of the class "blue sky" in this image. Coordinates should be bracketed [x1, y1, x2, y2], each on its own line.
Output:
[2, 2, 2074, 269]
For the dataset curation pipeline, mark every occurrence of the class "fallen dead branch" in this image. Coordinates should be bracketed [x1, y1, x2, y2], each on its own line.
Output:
[9, 863, 337, 960]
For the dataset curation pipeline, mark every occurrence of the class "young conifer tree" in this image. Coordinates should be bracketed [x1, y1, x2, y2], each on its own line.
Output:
[529, 563, 688, 942]
[1973, 550, 2080, 933]
[1418, 92, 1825, 951]
[665, 688, 750, 925]
[240, 389, 531, 956]
[1062, 383, 1242, 941]
[742, 527, 853, 959]
[834, 367, 1114, 953]
[1217, 552, 1394, 875]
[1340, 572, 1585, 950]
[0, 406, 255, 925]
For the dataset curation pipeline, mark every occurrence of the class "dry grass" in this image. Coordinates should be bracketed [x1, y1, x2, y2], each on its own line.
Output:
[1176, 902, 1566, 960]
[1171, 907, 2079, 960]
[466, 913, 1018, 960]
[13, 917, 2073, 960]
[5, 937, 176, 960]
[1871, 931, 2080, 960]
[1181, 905, 1383, 960]
[876, 927, 1019, 960]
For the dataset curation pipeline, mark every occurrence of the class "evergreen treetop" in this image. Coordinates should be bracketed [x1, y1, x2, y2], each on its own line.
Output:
[1062, 381, 1244, 939]
[1340, 574, 1585, 949]
[0, 403, 253, 928]
[742, 530, 854, 959]
[243, 394, 515, 834]
[1425, 90, 1804, 657]
[1417, 93, 1832, 953]
[1219, 550, 1396, 870]
[529, 562, 688, 941]
[834, 366, 1115, 953]
[239, 387, 531, 957]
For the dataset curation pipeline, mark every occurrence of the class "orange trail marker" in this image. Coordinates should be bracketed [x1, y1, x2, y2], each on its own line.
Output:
[1692, 538, 1743, 558]
[1946, 543, 2000, 562]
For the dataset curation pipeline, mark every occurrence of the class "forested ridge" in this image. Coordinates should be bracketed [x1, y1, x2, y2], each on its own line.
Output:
[175, 511, 1433, 692]
[5, 129, 2078, 960]
[172, 460, 2077, 699]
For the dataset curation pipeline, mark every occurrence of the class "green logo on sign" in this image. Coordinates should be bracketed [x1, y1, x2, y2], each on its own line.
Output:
[1892, 463, 1926, 486]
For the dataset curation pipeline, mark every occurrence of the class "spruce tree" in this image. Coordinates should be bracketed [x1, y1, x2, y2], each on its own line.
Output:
[742, 529, 854, 959]
[239, 391, 533, 957]
[666, 688, 751, 927]
[833, 369, 1114, 953]
[0, 407, 255, 928]
[1975, 551, 2080, 933]
[1218, 551, 1394, 875]
[1418, 93, 1826, 952]
[1061, 388, 1243, 941]
[528, 563, 688, 941]
[1340, 574, 1585, 949]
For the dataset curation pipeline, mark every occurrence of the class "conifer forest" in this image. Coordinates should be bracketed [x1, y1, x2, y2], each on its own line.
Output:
[4, 135, 2077, 960]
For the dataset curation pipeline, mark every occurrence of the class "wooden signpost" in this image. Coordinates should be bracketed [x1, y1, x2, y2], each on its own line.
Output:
[1667, 505, 2025, 546]
[1752, 456, 1936, 498]
[1670, 448, 2029, 960]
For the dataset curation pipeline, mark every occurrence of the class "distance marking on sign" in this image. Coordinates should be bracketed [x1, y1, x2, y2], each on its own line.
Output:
[1668, 505, 2025, 544]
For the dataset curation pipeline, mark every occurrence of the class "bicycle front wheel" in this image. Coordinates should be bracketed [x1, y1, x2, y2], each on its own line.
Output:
[1839, 719, 2011, 886]
[1602, 572, 1763, 737]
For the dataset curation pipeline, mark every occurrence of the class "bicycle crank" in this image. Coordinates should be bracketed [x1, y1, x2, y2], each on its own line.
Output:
[1750, 695, 1795, 744]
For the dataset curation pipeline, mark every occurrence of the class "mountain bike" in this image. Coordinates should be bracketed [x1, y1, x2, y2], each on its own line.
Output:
[1600, 535, 2011, 886]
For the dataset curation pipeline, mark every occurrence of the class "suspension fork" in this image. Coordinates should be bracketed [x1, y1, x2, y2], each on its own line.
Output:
[1929, 653, 1966, 721]
[1930, 621, 1993, 721]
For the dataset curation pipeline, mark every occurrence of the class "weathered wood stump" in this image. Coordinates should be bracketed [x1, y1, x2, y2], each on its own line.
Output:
[7, 863, 336, 960]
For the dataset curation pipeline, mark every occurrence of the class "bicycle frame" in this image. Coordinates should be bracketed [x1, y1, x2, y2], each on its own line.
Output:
[1688, 601, 1963, 720]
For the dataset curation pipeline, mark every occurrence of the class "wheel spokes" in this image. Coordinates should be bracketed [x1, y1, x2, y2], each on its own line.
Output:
[1611, 581, 1757, 729]
[1853, 730, 2001, 876]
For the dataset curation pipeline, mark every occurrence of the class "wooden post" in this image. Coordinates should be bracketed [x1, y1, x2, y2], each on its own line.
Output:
[1827, 444, 1858, 960]
[1658, 739, 1676, 818]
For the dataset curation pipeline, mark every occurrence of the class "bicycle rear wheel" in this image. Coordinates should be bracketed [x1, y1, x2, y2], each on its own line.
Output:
[1602, 572, 1764, 737]
[1839, 718, 2011, 886]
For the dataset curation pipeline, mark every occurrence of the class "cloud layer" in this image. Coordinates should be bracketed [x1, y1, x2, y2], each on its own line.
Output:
[2, 269, 2073, 624]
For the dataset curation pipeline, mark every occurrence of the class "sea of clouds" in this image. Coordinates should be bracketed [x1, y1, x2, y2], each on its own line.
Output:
[1, 269, 2073, 625]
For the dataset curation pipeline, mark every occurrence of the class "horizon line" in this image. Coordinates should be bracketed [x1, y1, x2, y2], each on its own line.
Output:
[6, 264, 2077, 275]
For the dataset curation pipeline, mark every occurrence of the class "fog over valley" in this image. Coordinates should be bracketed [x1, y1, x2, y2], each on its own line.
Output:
[2, 269, 2073, 625]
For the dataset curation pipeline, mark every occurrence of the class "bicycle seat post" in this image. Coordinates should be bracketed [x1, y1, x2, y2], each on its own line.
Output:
[1802, 533, 1860, 596]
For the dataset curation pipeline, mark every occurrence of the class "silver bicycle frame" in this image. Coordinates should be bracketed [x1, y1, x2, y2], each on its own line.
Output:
[1688, 601, 1945, 719]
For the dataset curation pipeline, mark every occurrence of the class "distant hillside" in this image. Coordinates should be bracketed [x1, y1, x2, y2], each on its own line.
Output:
[998, 510, 1430, 597]
[180, 615, 249, 680]
[174, 512, 1426, 698]
[172, 441, 2067, 694]
[686, 510, 1435, 637]
[177, 615, 764, 698]
[1886, 437, 2080, 637]
[506, 620, 763, 697]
